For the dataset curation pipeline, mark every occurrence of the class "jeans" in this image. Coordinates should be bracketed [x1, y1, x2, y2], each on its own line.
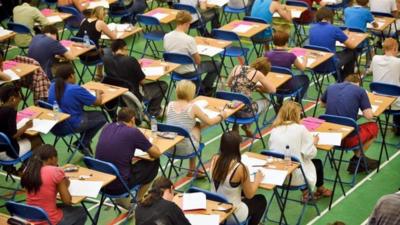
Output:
[57, 204, 87, 225]
[143, 81, 168, 116]
[312, 159, 324, 187]
[336, 49, 357, 82]
[74, 111, 107, 148]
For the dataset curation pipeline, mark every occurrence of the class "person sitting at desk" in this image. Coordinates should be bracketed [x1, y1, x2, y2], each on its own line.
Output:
[96, 107, 161, 209]
[166, 80, 228, 177]
[164, 10, 220, 96]
[295, 0, 327, 25]
[269, 101, 332, 202]
[135, 176, 191, 225]
[12, 0, 49, 48]
[180, 0, 220, 36]
[0, 50, 11, 82]
[309, 7, 358, 82]
[370, 0, 399, 36]
[48, 62, 106, 155]
[210, 131, 267, 225]
[103, 39, 168, 117]
[321, 74, 379, 173]
[58, 0, 88, 13]
[227, 57, 276, 137]
[368, 192, 400, 225]
[21, 144, 87, 225]
[344, 0, 378, 32]
[28, 25, 75, 80]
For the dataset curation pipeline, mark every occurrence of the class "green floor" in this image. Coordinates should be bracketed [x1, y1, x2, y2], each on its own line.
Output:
[1, 2, 400, 224]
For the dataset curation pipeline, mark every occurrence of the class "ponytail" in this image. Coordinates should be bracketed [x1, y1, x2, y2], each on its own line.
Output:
[21, 145, 58, 193]
[139, 177, 173, 207]
[53, 63, 74, 103]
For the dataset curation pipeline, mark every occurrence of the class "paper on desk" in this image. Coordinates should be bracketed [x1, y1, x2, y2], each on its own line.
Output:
[185, 214, 220, 225]
[47, 15, 63, 24]
[88, 1, 109, 9]
[0, 69, 20, 85]
[242, 154, 267, 174]
[183, 192, 206, 210]
[69, 180, 103, 198]
[311, 132, 342, 146]
[89, 90, 96, 97]
[134, 148, 149, 157]
[358, 105, 378, 115]
[201, 108, 220, 119]
[27, 119, 58, 134]
[17, 118, 30, 130]
[194, 100, 208, 108]
[291, 10, 302, 18]
[207, 0, 229, 6]
[101, 32, 123, 39]
[297, 56, 316, 67]
[108, 23, 130, 32]
[143, 66, 165, 77]
[232, 24, 253, 33]
[151, 13, 168, 21]
[250, 168, 288, 185]
[335, 41, 345, 47]
[367, 22, 385, 29]
[197, 45, 224, 57]
[0, 28, 12, 36]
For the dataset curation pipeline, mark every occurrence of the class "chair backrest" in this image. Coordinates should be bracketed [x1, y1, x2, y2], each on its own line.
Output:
[212, 29, 240, 42]
[6, 201, 52, 225]
[338, 26, 365, 34]
[243, 16, 268, 24]
[286, 0, 310, 9]
[187, 187, 229, 203]
[156, 123, 199, 149]
[303, 44, 337, 74]
[215, 91, 252, 106]
[137, 14, 162, 26]
[370, 82, 400, 98]
[37, 100, 53, 110]
[318, 114, 360, 137]
[57, 6, 84, 28]
[70, 36, 97, 46]
[271, 66, 294, 76]
[7, 22, 31, 34]
[163, 52, 196, 67]
[371, 11, 394, 18]
[173, 3, 198, 15]
[0, 132, 19, 160]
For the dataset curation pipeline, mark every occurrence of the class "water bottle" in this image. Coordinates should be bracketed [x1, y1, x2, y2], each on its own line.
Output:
[284, 145, 292, 166]
[83, 31, 90, 47]
[150, 116, 158, 139]
[53, 100, 60, 120]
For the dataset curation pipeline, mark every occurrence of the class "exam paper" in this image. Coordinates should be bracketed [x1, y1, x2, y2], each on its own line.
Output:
[182, 192, 206, 210]
[134, 149, 149, 157]
[367, 22, 385, 29]
[297, 56, 316, 67]
[358, 105, 378, 115]
[0, 28, 12, 36]
[194, 100, 208, 108]
[259, 168, 288, 185]
[207, 0, 229, 6]
[108, 23, 130, 32]
[197, 45, 224, 57]
[68, 180, 103, 198]
[151, 13, 168, 21]
[311, 132, 343, 146]
[47, 15, 63, 24]
[27, 119, 58, 134]
[232, 24, 253, 33]
[291, 10, 302, 18]
[88, 1, 109, 9]
[0, 69, 20, 85]
[185, 214, 220, 225]
[143, 66, 165, 77]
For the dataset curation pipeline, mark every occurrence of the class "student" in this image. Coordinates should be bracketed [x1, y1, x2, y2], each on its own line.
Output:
[166, 80, 228, 177]
[227, 57, 276, 136]
[96, 107, 161, 209]
[21, 144, 87, 225]
[58, 0, 88, 12]
[344, 0, 377, 32]
[370, 0, 399, 35]
[164, 11, 220, 96]
[0, 85, 42, 162]
[250, 0, 292, 50]
[370, 38, 400, 136]
[12, 0, 49, 47]
[295, 0, 327, 24]
[48, 63, 106, 154]
[210, 131, 267, 225]
[368, 192, 400, 225]
[269, 101, 332, 202]
[321, 74, 379, 173]
[135, 177, 191, 225]
[28, 25, 75, 80]
[120, 0, 147, 24]
[103, 39, 168, 117]
[309, 7, 358, 82]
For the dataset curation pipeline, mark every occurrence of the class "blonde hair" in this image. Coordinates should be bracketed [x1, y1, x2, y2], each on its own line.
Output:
[383, 38, 398, 52]
[91, 6, 105, 20]
[250, 57, 271, 75]
[272, 101, 302, 128]
[176, 80, 196, 101]
[175, 10, 192, 25]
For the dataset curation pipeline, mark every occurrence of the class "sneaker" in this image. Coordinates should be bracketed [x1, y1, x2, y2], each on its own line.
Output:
[347, 156, 378, 174]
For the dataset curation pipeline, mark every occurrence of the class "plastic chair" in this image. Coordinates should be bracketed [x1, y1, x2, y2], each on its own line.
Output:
[137, 14, 165, 58]
[157, 123, 210, 183]
[83, 157, 140, 224]
[286, 0, 312, 46]
[260, 150, 320, 225]
[243, 16, 272, 57]
[6, 201, 52, 225]
[215, 91, 266, 150]
[7, 22, 32, 55]
[212, 29, 249, 75]
[326, 0, 350, 22]
[41, 0, 57, 8]
[108, 0, 133, 23]
[57, 6, 84, 39]
[222, 0, 248, 23]
[173, 3, 208, 36]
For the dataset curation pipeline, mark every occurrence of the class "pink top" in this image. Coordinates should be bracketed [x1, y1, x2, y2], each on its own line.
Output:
[27, 166, 65, 225]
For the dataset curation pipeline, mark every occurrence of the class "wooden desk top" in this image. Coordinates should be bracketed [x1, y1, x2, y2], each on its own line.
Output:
[140, 58, 180, 81]
[45, 11, 72, 24]
[173, 194, 235, 223]
[341, 31, 368, 49]
[369, 16, 396, 32]
[289, 48, 335, 69]
[273, 5, 307, 19]
[0, 213, 10, 225]
[220, 20, 269, 38]
[313, 121, 354, 151]
[368, 92, 397, 117]
[195, 36, 232, 49]
[82, 81, 128, 105]
[243, 152, 299, 190]
[3, 61, 39, 78]
[266, 72, 292, 89]
[145, 8, 180, 24]
[0, 30, 16, 42]
[193, 95, 244, 118]
[64, 166, 116, 204]
[60, 40, 94, 58]
[101, 26, 142, 40]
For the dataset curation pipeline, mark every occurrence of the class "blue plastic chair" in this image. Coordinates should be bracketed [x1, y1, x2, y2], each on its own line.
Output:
[7, 22, 32, 54]
[243, 16, 272, 57]
[286, 0, 311, 46]
[222, 0, 248, 23]
[260, 150, 320, 225]
[215, 91, 266, 150]
[41, 0, 57, 8]
[212, 29, 249, 75]
[84, 157, 140, 224]
[6, 201, 52, 225]
[37, 100, 89, 162]
[173, 3, 208, 36]
[371, 11, 398, 48]
[326, 0, 350, 21]
[187, 187, 250, 225]
[157, 123, 210, 183]
[137, 14, 165, 58]
[57, 6, 84, 39]
[108, 0, 133, 23]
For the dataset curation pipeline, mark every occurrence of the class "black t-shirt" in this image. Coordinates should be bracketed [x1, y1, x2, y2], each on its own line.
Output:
[135, 198, 191, 225]
[0, 106, 19, 158]
[103, 54, 146, 101]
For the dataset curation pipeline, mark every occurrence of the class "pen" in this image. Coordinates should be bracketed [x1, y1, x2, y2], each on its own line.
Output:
[251, 164, 266, 167]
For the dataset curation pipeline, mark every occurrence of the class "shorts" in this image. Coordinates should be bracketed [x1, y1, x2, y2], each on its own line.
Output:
[168, 137, 200, 156]
[341, 122, 378, 149]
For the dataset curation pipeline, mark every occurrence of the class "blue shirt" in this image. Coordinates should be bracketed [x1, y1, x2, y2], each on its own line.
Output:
[28, 34, 67, 80]
[321, 82, 371, 120]
[309, 22, 348, 53]
[48, 83, 96, 128]
[344, 6, 374, 32]
[250, 0, 273, 38]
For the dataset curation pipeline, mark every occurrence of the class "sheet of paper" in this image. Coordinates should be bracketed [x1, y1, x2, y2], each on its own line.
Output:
[297, 57, 316, 67]
[134, 148, 149, 157]
[17, 118, 30, 130]
[291, 10, 302, 18]
[201, 108, 220, 119]
[206, 0, 229, 6]
[47, 15, 63, 24]
[27, 119, 58, 134]
[194, 100, 208, 108]
[68, 180, 103, 198]
[232, 24, 253, 33]
[367, 21, 385, 29]
[311, 132, 343, 146]
[185, 214, 220, 225]
[242, 154, 268, 174]
[151, 13, 168, 20]
[143, 66, 165, 77]
[257, 168, 288, 185]
[88, 1, 109, 9]
[89, 90, 96, 97]
[16, 109, 37, 123]
[0, 69, 20, 85]
[108, 23, 130, 32]
[197, 44, 224, 57]
[0, 28, 12, 36]
[182, 192, 206, 210]
[335, 41, 345, 47]
[358, 104, 378, 115]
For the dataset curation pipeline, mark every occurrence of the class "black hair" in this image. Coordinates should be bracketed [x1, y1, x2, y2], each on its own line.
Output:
[111, 39, 127, 53]
[0, 85, 20, 103]
[54, 63, 74, 103]
[139, 177, 173, 207]
[21, 145, 58, 193]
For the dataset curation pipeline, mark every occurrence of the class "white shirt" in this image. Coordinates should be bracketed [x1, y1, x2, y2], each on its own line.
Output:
[371, 55, 400, 109]
[370, 0, 397, 14]
[268, 123, 317, 189]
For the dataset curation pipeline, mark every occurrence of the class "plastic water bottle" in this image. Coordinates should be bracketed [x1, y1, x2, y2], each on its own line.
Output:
[150, 116, 158, 138]
[53, 101, 60, 120]
[83, 31, 90, 47]
[284, 145, 292, 166]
